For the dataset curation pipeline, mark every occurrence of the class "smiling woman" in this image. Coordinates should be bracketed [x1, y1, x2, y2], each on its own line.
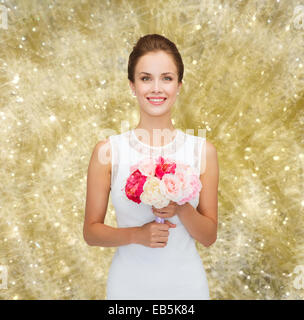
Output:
[128, 49, 182, 128]
[83, 34, 219, 300]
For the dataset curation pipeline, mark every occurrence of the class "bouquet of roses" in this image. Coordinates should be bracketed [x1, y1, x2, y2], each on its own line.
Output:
[124, 156, 202, 223]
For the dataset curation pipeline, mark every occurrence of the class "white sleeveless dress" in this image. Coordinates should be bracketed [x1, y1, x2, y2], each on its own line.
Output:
[106, 129, 210, 300]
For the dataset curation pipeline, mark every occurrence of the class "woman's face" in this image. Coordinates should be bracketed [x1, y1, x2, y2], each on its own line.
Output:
[129, 51, 182, 116]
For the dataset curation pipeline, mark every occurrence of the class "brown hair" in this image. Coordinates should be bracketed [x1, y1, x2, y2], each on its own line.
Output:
[128, 34, 184, 84]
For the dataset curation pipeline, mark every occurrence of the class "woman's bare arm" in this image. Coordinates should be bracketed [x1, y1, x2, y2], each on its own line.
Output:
[177, 140, 218, 247]
[83, 139, 139, 247]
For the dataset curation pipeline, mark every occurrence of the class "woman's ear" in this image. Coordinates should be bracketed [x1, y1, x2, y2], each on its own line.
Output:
[178, 81, 182, 92]
[129, 80, 135, 93]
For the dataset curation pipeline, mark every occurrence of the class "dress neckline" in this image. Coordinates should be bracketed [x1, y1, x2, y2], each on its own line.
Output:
[131, 128, 181, 149]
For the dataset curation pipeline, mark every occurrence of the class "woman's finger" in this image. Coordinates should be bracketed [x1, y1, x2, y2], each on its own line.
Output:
[155, 212, 168, 218]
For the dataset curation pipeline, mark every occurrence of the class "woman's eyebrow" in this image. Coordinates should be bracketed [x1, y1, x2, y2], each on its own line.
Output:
[138, 72, 175, 75]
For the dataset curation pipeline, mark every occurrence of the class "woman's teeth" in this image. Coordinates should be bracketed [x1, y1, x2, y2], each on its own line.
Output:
[147, 98, 167, 105]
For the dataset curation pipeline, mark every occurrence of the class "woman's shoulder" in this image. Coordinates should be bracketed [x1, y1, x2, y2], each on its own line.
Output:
[93, 138, 112, 175]
[200, 138, 218, 176]
[205, 139, 216, 152]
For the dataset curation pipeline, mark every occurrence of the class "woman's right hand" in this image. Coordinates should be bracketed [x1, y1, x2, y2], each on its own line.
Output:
[134, 220, 176, 248]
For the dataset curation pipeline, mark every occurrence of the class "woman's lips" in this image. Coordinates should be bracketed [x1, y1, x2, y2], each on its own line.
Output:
[146, 97, 167, 106]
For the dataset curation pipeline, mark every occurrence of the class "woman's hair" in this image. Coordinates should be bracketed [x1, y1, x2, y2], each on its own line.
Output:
[128, 34, 184, 84]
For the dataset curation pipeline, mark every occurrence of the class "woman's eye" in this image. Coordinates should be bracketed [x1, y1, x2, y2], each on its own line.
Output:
[141, 76, 172, 81]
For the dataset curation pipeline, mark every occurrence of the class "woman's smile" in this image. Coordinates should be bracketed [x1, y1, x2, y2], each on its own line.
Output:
[146, 97, 167, 106]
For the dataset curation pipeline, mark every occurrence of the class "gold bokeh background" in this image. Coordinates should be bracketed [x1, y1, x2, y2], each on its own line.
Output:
[0, 0, 303, 299]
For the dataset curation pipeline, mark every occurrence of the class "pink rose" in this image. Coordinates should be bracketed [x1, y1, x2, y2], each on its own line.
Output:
[130, 158, 156, 177]
[160, 173, 183, 202]
[155, 156, 176, 180]
[175, 171, 188, 190]
[138, 158, 156, 177]
[177, 174, 202, 205]
[125, 169, 147, 204]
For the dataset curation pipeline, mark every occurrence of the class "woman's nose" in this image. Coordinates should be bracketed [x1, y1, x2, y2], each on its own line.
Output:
[152, 80, 162, 92]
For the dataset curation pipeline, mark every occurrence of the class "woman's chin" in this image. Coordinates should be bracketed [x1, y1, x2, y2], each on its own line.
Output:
[140, 103, 172, 115]
[145, 107, 171, 116]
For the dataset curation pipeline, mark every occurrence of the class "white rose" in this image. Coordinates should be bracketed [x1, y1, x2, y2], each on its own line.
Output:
[140, 177, 169, 208]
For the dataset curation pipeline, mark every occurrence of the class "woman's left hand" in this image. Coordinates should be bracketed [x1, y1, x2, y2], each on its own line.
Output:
[152, 200, 182, 219]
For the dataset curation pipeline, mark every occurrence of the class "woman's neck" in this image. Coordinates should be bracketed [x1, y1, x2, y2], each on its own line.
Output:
[133, 125, 178, 147]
